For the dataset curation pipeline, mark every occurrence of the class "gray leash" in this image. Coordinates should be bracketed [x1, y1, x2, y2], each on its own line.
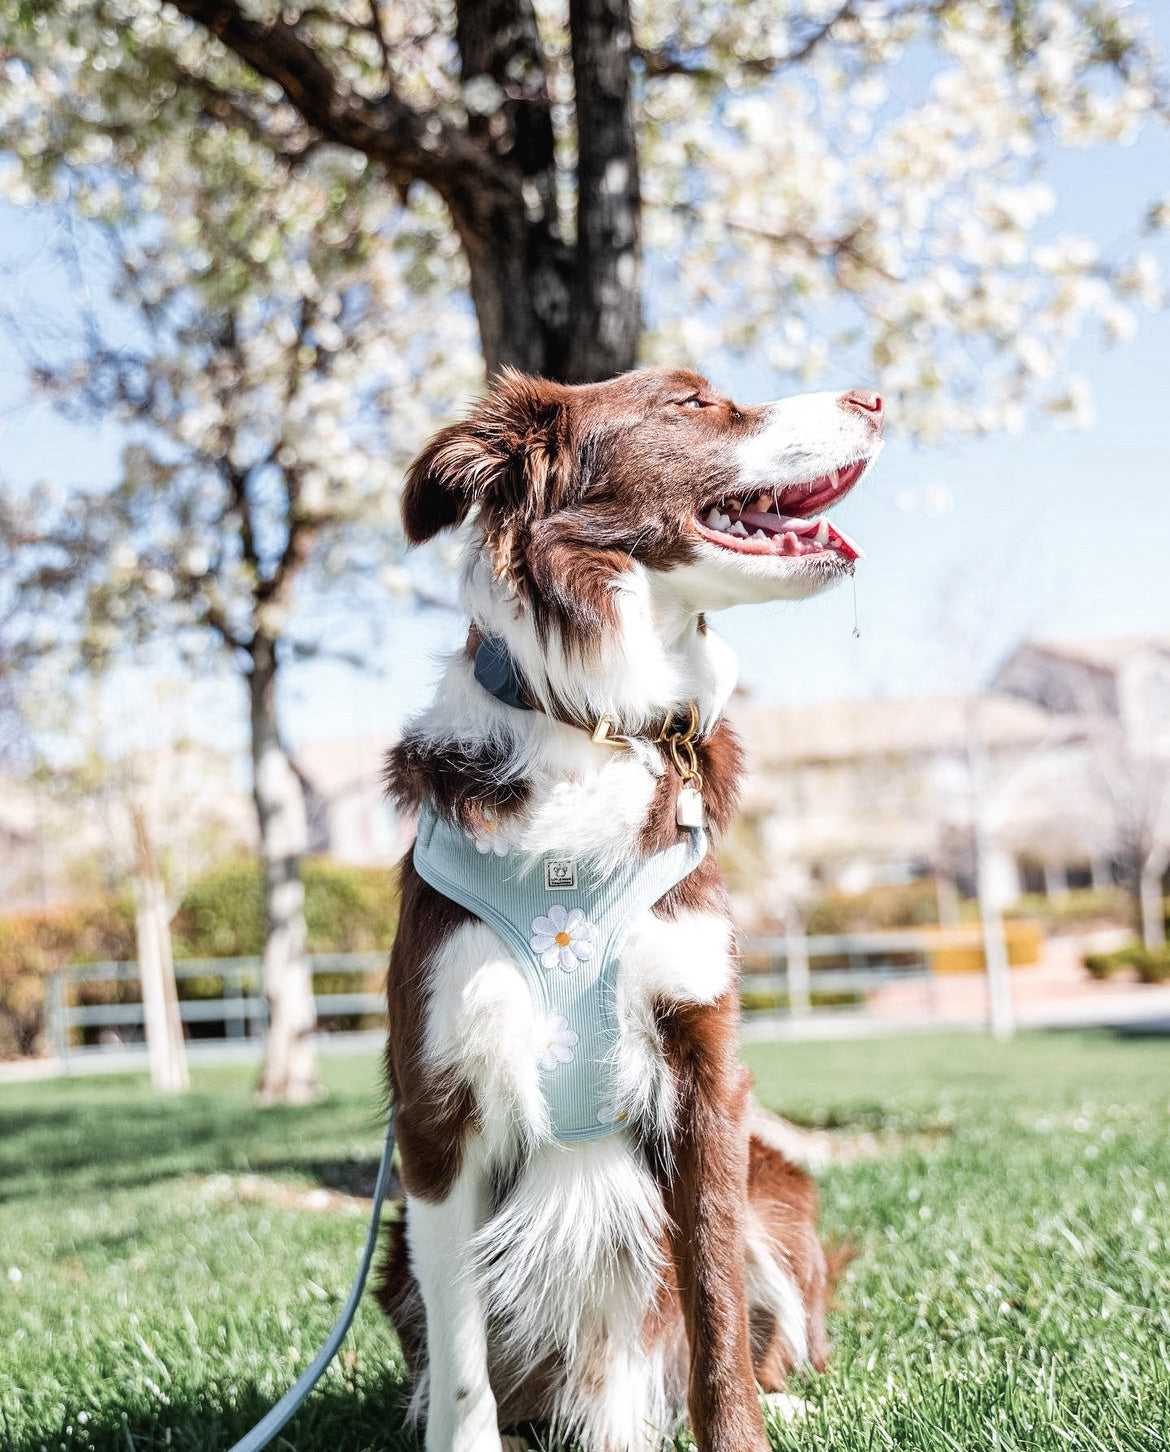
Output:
[226, 1108, 397, 1452]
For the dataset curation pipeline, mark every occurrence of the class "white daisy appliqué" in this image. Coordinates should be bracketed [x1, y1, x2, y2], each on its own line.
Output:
[530, 905, 596, 973]
[536, 1014, 579, 1072]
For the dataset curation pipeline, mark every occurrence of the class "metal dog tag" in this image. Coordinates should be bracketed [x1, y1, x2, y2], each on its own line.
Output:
[675, 785, 706, 829]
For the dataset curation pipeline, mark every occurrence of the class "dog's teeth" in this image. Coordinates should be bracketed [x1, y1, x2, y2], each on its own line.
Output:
[752, 529, 770, 540]
[814, 518, 830, 544]
[728, 521, 749, 537]
[780, 531, 799, 554]
[828, 469, 841, 488]
[752, 492, 773, 514]
[708, 509, 732, 531]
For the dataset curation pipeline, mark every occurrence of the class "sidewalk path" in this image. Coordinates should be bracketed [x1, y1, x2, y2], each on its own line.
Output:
[865, 932, 1170, 1029]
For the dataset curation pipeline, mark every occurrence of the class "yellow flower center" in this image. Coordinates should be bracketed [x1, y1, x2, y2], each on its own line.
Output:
[555, 931, 572, 947]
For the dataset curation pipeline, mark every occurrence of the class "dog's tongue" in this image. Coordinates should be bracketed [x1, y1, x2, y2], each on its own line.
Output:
[732, 509, 866, 562]
[735, 510, 821, 536]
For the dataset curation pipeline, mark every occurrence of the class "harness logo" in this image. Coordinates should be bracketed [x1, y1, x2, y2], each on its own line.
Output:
[544, 857, 578, 891]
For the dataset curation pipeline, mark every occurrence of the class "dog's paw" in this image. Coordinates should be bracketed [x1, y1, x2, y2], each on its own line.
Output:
[760, 1390, 809, 1423]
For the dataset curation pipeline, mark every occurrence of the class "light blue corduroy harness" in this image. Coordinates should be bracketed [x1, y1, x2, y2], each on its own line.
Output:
[413, 807, 707, 1141]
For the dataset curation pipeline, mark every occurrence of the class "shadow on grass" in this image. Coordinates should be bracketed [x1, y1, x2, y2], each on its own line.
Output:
[252, 1156, 393, 1199]
[2, 1363, 419, 1452]
[0, 1085, 388, 1204]
[1111, 1017, 1170, 1037]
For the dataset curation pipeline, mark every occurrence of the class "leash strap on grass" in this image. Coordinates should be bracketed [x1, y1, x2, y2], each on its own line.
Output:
[227, 1108, 397, 1452]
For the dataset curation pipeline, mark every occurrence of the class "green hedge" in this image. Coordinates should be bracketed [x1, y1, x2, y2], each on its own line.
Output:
[805, 880, 941, 934]
[1083, 942, 1170, 984]
[169, 856, 399, 958]
[1005, 887, 1135, 927]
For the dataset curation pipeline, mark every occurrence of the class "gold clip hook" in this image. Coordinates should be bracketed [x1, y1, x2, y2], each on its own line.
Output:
[656, 700, 701, 746]
[590, 714, 629, 750]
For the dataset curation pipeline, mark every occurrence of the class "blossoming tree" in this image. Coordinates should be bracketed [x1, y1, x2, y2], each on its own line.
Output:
[0, 43, 479, 1100]
[8, 0, 1158, 427]
[2, 0, 1169, 1098]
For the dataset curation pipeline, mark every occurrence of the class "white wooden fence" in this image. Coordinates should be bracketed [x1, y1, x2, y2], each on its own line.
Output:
[46, 933, 946, 1064]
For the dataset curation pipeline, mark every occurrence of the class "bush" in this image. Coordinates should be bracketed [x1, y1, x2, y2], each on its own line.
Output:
[740, 987, 862, 1013]
[0, 856, 401, 1060]
[1006, 887, 1133, 928]
[804, 880, 941, 935]
[1083, 943, 1170, 984]
[0, 899, 137, 1057]
[169, 855, 400, 959]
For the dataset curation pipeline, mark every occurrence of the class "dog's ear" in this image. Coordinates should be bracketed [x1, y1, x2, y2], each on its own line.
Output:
[401, 369, 573, 547]
[401, 422, 499, 544]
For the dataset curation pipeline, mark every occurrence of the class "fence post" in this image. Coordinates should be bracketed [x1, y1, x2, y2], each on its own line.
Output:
[785, 909, 811, 1018]
[46, 971, 69, 1071]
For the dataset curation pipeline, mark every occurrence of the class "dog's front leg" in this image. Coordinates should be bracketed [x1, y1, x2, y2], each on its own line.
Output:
[659, 993, 768, 1452]
[407, 1149, 502, 1452]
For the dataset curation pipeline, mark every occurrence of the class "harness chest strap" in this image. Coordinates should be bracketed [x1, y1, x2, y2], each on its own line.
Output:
[412, 808, 708, 1142]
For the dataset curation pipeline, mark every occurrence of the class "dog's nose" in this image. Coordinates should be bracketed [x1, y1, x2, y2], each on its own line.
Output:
[839, 389, 884, 434]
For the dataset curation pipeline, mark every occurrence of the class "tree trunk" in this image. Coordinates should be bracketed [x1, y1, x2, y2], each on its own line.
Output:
[451, 0, 573, 380]
[1139, 854, 1167, 954]
[567, 0, 642, 381]
[445, 164, 576, 381]
[967, 703, 1014, 1041]
[130, 806, 189, 1094]
[250, 635, 319, 1105]
[935, 873, 960, 928]
[170, 0, 645, 384]
[446, 0, 642, 383]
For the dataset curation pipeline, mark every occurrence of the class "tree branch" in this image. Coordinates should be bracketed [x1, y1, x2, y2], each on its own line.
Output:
[367, 0, 395, 88]
[637, 1, 860, 82]
[161, 54, 312, 156]
[165, 0, 487, 192]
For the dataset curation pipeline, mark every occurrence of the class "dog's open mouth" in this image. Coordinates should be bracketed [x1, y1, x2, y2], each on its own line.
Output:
[694, 462, 868, 562]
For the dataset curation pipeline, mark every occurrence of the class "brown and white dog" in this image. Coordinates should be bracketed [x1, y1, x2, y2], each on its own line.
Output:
[377, 368, 883, 1452]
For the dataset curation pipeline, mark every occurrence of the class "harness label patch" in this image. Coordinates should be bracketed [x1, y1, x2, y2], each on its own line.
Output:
[544, 857, 578, 891]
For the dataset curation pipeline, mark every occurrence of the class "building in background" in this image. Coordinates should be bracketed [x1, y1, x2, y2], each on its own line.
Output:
[2, 637, 1166, 928]
[731, 634, 1170, 930]
[296, 736, 404, 865]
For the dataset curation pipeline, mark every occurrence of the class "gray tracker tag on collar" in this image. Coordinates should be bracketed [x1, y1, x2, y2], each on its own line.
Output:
[473, 633, 532, 712]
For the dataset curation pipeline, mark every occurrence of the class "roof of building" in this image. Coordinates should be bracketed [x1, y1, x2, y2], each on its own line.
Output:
[1000, 634, 1170, 674]
[734, 692, 1057, 768]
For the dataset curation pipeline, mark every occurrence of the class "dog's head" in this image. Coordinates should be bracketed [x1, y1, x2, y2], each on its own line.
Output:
[403, 367, 882, 641]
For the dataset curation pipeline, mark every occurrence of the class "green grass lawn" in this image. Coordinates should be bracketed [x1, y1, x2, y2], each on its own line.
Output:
[2, 1033, 1168, 1452]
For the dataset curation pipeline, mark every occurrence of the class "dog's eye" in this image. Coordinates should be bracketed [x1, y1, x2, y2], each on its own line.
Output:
[677, 396, 713, 410]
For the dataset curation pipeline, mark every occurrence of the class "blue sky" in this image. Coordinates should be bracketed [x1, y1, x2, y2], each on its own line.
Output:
[2, 79, 1169, 751]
